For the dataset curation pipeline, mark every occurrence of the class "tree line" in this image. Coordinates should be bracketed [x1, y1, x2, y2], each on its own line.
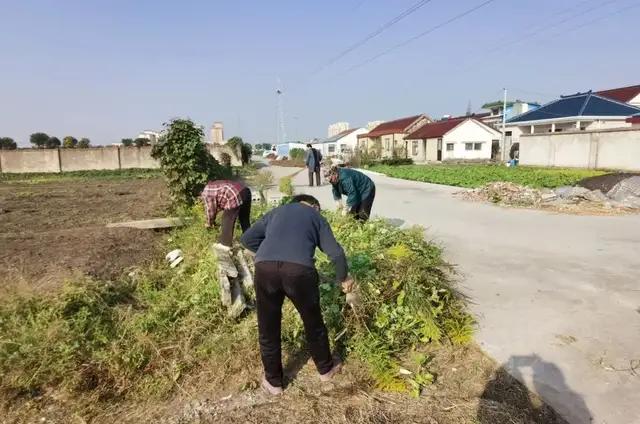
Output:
[0, 134, 92, 150]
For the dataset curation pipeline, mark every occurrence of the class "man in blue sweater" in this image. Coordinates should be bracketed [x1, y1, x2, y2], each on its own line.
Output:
[240, 194, 353, 395]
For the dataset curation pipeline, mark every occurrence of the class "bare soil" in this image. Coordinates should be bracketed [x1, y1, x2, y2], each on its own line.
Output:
[0, 178, 169, 293]
[577, 172, 640, 193]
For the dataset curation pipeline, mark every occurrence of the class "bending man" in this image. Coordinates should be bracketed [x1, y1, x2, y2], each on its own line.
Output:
[241, 194, 353, 395]
[201, 180, 252, 248]
[326, 166, 376, 221]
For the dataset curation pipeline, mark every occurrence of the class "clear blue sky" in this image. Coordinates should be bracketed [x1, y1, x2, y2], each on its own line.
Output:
[1, 0, 638, 146]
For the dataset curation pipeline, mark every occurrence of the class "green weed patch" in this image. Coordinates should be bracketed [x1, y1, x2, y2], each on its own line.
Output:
[370, 164, 605, 188]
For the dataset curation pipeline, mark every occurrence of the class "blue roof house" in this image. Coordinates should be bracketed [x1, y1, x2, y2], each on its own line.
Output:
[506, 91, 640, 134]
[505, 92, 640, 170]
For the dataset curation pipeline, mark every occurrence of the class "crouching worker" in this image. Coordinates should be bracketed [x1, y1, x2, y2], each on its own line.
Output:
[240, 194, 354, 395]
[201, 180, 252, 248]
[325, 166, 376, 221]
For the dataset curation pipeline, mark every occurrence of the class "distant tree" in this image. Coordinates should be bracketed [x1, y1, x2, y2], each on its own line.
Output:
[62, 136, 78, 148]
[77, 138, 91, 148]
[240, 143, 252, 165]
[30, 132, 49, 148]
[134, 137, 150, 147]
[46, 137, 61, 148]
[0, 137, 17, 150]
[121, 138, 133, 147]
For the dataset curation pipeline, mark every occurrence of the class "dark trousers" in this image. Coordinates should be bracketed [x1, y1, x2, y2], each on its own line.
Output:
[308, 167, 321, 186]
[349, 186, 376, 221]
[219, 188, 252, 246]
[255, 261, 333, 387]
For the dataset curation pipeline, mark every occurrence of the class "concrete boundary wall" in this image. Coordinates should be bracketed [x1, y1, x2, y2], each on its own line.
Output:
[119, 146, 159, 169]
[60, 147, 121, 172]
[0, 144, 241, 173]
[520, 128, 640, 171]
[0, 149, 61, 173]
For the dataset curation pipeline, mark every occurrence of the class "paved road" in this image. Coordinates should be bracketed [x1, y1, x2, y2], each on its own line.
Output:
[291, 168, 640, 424]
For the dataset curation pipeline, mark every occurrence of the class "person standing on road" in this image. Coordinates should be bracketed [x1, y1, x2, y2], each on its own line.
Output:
[325, 166, 376, 221]
[201, 180, 252, 249]
[305, 143, 323, 187]
[240, 194, 353, 395]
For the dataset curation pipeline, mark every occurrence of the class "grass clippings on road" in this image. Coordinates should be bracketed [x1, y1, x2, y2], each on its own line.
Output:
[369, 164, 606, 189]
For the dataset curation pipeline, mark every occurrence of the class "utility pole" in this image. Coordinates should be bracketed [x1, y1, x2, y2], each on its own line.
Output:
[501, 88, 507, 162]
[276, 78, 287, 146]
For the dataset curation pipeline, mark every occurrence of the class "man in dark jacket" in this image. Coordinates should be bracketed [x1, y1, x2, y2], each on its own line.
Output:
[325, 166, 376, 221]
[240, 194, 353, 395]
[304, 144, 323, 187]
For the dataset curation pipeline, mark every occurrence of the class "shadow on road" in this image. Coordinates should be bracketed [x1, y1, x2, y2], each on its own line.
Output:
[477, 354, 592, 424]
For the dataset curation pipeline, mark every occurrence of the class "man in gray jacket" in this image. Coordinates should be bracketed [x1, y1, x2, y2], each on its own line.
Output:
[304, 144, 322, 186]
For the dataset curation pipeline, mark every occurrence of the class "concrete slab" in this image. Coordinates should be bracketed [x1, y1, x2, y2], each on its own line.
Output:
[106, 217, 184, 229]
[292, 169, 640, 424]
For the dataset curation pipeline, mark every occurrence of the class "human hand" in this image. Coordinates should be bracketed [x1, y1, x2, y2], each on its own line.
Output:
[341, 277, 355, 294]
[335, 200, 344, 210]
[341, 207, 348, 216]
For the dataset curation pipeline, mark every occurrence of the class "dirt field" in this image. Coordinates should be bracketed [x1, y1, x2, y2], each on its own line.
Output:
[0, 177, 169, 293]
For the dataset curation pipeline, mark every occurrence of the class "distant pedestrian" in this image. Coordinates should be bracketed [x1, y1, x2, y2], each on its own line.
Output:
[240, 194, 353, 395]
[305, 143, 323, 186]
[201, 180, 252, 249]
[325, 166, 376, 221]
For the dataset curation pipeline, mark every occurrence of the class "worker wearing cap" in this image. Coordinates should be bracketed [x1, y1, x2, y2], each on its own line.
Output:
[240, 194, 353, 395]
[325, 166, 376, 221]
[201, 180, 252, 248]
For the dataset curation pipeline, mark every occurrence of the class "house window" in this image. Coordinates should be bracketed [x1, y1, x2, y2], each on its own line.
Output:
[412, 140, 419, 156]
[446, 143, 454, 151]
[328, 144, 335, 153]
[465, 143, 473, 151]
[474, 143, 482, 151]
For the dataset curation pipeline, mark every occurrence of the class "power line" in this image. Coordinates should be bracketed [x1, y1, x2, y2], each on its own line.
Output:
[344, 0, 498, 73]
[548, 0, 640, 38]
[314, 0, 435, 74]
[453, 0, 626, 75]
[483, 0, 624, 56]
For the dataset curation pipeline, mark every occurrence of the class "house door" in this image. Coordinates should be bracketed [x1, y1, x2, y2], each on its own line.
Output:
[437, 138, 442, 161]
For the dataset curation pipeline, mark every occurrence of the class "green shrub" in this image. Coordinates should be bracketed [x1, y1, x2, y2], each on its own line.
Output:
[379, 158, 414, 166]
[151, 118, 228, 205]
[289, 148, 305, 160]
[278, 176, 294, 196]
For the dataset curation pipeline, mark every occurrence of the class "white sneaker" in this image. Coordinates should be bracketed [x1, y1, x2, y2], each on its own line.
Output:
[319, 359, 343, 382]
[261, 378, 283, 396]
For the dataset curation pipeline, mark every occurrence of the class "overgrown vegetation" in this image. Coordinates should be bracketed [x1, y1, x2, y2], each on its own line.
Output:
[0, 201, 472, 412]
[253, 170, 274, 203]
[370, 164, 606, 188]
[278, 175, 294, 196]
[151, 118, 228, 205]
[289, 148, 305, 160]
